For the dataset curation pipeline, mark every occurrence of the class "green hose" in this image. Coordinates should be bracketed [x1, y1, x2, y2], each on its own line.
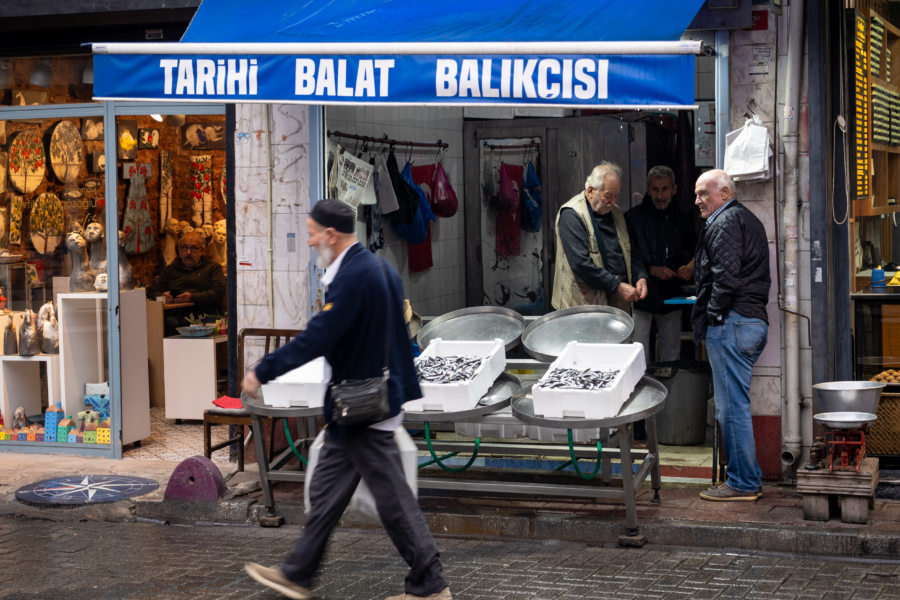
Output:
[282, 418, 308, 466]
[422, 421, 480, 472]
[567, 429, 602, 480]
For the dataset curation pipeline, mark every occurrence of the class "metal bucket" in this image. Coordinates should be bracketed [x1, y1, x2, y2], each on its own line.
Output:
[812, 381, 885, 414]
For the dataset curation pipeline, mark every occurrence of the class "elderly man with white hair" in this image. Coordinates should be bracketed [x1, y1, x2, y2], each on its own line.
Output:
[552, 161, 648, 313]
[692, 169, 770, 502]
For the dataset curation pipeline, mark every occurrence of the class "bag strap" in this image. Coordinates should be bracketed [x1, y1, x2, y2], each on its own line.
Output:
[378, 258, 392, 379]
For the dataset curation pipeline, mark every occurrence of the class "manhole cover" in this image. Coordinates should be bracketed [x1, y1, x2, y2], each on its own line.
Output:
[16, 475, 159, 507]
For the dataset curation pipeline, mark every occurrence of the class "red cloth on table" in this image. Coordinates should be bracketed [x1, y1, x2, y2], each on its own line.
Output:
[212, 395, 242, 409]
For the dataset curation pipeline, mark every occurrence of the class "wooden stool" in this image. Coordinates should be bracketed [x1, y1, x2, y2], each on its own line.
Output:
[796, 456, 879, 524]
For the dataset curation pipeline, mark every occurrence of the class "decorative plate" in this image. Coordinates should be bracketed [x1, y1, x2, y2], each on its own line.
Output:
[176, 325, 217, 337]
[29, 192, 65, 255]
[8, 130, 46, 193]
[49, 120, 84, 184]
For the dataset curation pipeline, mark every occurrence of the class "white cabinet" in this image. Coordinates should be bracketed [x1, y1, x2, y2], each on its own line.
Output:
[58, 289, 150, 445]
[163, 334, 227, 420]
[0, 354, 60, 426]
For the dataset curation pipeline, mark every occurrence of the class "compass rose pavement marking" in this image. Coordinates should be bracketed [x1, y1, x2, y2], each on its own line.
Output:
[15, 475, 159, 507]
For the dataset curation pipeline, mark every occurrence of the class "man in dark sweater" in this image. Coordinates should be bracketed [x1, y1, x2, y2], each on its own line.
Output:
[241, 199, 451, 600]
[692, 170, 770, 502]
[626, 165, 697, 362]
[150, 231, 226, 335]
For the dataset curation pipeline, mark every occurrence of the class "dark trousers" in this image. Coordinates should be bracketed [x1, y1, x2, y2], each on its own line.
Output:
[282, 427, 447, 596]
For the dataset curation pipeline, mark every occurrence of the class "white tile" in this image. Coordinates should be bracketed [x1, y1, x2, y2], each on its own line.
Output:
[236, 270, 268, 306]
[237, 200, 269, 237]
[234, 104, 268, 168]
[270, 104, 309, 146]
[238, 304, 272, 330]
[749, 375, 781, 417]
[235, 235, 268, 271]
[272, 216, 307, 273]
[273, 275, 307, 330]
[234, 167, 269, 203]
[272, 143, 310, 214]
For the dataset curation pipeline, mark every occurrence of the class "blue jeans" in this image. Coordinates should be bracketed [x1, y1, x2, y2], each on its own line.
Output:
[705, 311, 767, 492]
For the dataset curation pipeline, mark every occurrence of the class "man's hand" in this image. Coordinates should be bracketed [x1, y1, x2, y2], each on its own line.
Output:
[242, 370, 262, 396]
[175, 291, 193, 303]
[616, 282, 640, 303]
[162, 291, 175, 304]
[635, 278, 648, 301]
[649, 265, 677, 280]
[676, 260, 694, 281]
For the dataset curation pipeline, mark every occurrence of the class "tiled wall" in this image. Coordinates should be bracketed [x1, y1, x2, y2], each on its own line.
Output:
[234, 103, 312, 357]
[325, 106, 467, 317]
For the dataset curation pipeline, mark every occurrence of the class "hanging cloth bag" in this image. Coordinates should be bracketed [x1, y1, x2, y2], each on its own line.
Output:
[386, 150, 420, 224]
[520, 160, 543, 232]
[431, 162, 459, 217]
[495, 163, 522, 256]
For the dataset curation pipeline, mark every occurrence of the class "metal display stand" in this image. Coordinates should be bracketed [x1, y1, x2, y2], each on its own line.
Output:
[404, 377, 667, 537]
[242, 394, 321, 522]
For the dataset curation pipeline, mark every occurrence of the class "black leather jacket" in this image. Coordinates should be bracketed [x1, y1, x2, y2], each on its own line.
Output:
[691, 200, 770, 342]
[626, 195, 697, 313]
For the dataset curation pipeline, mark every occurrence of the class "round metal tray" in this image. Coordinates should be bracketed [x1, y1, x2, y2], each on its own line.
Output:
[417, 306, 525, 352]
[520, 305, 634, 362]
[813, 411, 878, 429]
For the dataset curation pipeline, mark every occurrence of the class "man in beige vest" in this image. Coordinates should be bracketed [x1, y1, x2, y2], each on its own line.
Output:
[552, 162, 648, 313]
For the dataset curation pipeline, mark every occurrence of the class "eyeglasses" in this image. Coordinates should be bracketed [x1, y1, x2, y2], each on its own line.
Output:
[179, 245, 202, 252]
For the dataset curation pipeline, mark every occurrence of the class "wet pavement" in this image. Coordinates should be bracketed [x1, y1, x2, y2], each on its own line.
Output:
[1, 516, 899, 599]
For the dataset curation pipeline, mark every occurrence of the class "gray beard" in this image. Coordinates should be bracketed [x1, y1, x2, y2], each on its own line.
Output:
[316, 244, 334, 270]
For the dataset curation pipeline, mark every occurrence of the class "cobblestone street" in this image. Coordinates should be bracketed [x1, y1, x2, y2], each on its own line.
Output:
[0, 516, 899, 599]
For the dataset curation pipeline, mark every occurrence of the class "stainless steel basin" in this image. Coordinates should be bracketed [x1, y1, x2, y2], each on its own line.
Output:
[812, 381, 885, 414]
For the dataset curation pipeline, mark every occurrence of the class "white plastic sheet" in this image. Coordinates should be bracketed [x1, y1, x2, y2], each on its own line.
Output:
[303, 427, 418, 522]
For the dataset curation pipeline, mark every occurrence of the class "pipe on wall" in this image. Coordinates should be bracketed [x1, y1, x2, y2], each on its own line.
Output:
[780, 0, 806, 473]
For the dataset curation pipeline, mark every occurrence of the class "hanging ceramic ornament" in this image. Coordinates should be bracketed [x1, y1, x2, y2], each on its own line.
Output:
[8, 130, 46, 193]
[121, 173, 154, 254]
[159, 150, 173, 231]
[190, 155, 212, 227]
[49, 120, 84, 185]
[29, 192, 65, 255]
[9, 196, 23, 245]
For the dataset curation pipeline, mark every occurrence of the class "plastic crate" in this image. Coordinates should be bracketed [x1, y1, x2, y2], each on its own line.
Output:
[532, 342, 645, 419]
[404, 338, 506, 412]
[261, 357, 328, 408]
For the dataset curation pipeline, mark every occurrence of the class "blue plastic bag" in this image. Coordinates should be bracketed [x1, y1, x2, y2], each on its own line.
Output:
[521, 160, 543, 232]
[391, 162, 433, 244]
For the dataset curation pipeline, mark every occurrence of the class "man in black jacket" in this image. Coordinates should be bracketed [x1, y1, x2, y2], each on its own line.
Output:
[626, 166, 696, 362]
[241, 199, 451, 600]
[692, 170, 770, 502]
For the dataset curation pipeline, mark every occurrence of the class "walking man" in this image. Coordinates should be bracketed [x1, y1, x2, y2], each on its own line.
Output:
[692, 170, 770, 502]
[242, 198, 451, 600]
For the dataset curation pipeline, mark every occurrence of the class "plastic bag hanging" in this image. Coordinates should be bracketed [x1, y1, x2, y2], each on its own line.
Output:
[431, 162, 458, 217]
[723, 115, 773, 181]
[495, 163, 522, 257]
[520, 160, 542, 232]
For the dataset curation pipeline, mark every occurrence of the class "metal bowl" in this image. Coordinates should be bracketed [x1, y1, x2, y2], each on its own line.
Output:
[812, 381, 885, 414]
[520, 305, 633, 362]
[813, 411, 877, 429]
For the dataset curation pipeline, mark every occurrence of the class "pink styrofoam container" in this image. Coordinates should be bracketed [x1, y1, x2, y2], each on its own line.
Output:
[261, 357, 328, 408]
[532, 342, 645, 419]
[404, 338, 506, 412]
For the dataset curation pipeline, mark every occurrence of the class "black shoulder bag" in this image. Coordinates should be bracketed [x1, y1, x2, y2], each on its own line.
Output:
[329, 259, 393, 426]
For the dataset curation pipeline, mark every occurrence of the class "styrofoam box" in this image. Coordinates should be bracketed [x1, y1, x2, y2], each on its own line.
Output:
[404, 338, 506, 412]
[261, 357, 328, 408]
[526, 425, 607, 443]
[532, 342, 645, 419]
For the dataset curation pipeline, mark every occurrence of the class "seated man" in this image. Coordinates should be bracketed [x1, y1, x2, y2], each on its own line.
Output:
[150, 231, 226, 336]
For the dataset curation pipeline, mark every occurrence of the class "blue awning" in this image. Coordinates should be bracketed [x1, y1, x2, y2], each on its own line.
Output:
[92, 0, 705, 108]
